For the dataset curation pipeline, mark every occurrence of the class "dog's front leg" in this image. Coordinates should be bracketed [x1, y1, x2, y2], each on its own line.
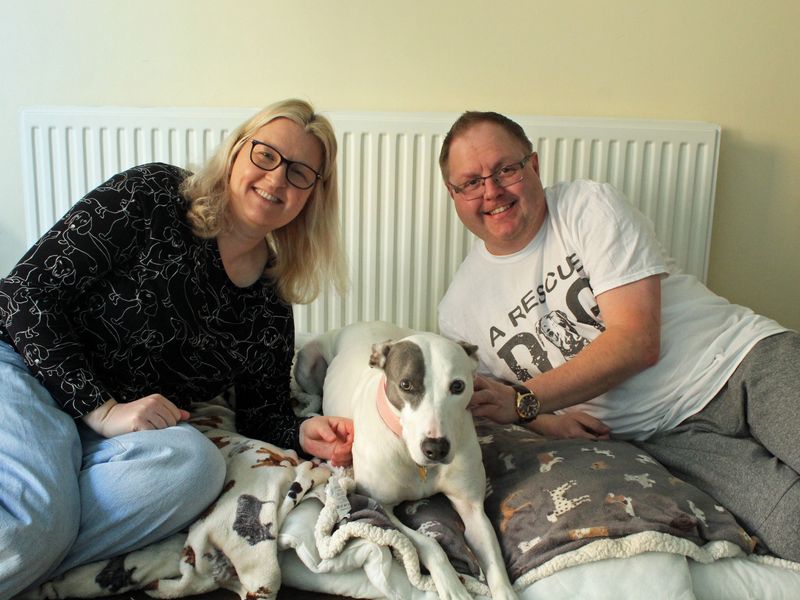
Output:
[385, 508, 474, 600]
[450, 498, 518, 600]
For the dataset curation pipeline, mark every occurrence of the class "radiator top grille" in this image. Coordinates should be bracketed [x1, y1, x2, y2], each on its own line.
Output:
[20, 108, 720, 335]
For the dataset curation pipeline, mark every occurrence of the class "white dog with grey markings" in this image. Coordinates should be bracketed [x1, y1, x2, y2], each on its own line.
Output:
[295, 321, 517, 600]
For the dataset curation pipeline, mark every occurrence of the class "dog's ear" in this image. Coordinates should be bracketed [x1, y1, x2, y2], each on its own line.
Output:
[457, 341, 479, 370]
[457, 341, 478, 357]
[369, 339, 394, 369]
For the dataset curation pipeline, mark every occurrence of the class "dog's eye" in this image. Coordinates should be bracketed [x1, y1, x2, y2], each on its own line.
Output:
[399, 379, 413, 392]
[450, 380, 465, 394]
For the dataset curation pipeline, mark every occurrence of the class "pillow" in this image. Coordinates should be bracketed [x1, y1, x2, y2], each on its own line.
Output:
[393, 418, 754, 583]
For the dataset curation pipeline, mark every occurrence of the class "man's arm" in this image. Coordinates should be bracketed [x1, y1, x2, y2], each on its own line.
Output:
[468, 275, 661, 426]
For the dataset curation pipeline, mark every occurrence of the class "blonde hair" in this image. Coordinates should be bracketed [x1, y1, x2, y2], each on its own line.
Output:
[182, 99, 348, 304]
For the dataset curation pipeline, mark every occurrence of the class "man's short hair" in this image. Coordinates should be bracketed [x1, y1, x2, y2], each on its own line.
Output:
[438, 111, 533, 180]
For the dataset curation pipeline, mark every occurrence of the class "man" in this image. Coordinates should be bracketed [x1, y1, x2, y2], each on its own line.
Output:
[437, 110, 799, 561]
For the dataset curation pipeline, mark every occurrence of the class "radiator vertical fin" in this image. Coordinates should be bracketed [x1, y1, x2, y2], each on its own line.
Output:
[20, 108, 720, 336]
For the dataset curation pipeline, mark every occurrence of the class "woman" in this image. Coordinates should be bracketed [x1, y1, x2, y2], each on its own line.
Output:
[0, 99, 353, 596]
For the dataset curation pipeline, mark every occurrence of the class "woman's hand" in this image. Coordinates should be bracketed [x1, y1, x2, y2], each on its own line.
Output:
[300, 415, 354, 467]
[531, 412, 611, 440]
[82, 395, 190, 437]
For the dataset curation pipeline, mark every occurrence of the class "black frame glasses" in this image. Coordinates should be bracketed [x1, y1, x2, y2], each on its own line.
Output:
[449, 153, 533, 200]
[249, 140, 322, 190]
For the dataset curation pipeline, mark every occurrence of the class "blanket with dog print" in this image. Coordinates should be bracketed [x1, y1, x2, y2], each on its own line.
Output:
[22, 402, 759, 599]
[21, 399, 331, 599]
[312, 418, 758, 597]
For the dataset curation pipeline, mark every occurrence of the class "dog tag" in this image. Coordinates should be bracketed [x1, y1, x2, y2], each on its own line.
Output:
[418, 466, 428, 481]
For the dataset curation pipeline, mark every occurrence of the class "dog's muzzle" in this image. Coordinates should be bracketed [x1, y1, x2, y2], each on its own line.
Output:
[420, 437, 451, 463]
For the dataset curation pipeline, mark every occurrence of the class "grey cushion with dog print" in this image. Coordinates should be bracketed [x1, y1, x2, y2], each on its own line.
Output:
[394, 418, 755, 580]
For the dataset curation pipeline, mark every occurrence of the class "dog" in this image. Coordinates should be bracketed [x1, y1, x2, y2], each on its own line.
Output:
[295, 321, 518, 600]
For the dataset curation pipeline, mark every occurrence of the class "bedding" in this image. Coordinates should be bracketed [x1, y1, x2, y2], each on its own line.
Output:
[21, 394, 800, 600]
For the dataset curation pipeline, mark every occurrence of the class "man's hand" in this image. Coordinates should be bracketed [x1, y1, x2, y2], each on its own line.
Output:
[300, 415, 354, 467]
[468, 375, 518, 424]
[82, 395, 190, 438]
[469, 375, 611, 440]
[531, 412, 610, 440]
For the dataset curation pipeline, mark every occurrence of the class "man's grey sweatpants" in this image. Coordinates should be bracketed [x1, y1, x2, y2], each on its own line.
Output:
[636, 331, 800, 561]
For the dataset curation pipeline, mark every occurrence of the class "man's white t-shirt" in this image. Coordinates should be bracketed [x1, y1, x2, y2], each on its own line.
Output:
[438, 180, 786, 441]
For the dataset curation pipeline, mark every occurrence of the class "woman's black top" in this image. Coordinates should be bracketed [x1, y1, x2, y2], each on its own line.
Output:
[0, 163, 303, 451]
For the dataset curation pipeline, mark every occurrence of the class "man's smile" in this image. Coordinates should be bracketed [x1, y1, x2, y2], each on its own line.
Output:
[483, 200, 516, 216]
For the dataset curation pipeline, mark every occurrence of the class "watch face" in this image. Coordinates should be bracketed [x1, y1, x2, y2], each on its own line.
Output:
[516, 392, 539, 422]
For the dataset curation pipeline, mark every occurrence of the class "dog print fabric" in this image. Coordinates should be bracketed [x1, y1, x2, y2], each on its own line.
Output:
[24, 405, 756, 600]
[22, 399, 328, 599]
[475, 419, 755, 580]
[328, 418, 755, 590]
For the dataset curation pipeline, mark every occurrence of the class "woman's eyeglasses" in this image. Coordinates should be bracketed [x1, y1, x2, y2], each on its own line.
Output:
[249, 140, 321, 190]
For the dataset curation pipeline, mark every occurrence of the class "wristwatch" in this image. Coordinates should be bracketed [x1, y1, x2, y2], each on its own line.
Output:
[512, 383, 540, 424]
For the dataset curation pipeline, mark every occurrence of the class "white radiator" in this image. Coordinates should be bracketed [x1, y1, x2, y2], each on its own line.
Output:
[20, 108, 720, 336]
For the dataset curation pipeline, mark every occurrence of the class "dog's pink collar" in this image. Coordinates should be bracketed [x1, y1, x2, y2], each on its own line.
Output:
[375, 375, 403, 437]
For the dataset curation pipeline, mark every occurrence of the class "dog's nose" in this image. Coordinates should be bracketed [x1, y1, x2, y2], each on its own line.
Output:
[421, 437, 450, 462]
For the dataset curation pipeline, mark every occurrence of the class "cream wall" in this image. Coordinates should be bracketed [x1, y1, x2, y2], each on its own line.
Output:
[1, 0, 798, 329]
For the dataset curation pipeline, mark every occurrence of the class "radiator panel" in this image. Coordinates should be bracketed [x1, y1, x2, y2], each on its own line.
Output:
[20, 108, 720, 335]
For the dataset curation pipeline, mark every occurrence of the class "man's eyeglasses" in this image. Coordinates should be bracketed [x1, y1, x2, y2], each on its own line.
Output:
[448, 154, 533, 200]
[249, 140, 321, 190]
